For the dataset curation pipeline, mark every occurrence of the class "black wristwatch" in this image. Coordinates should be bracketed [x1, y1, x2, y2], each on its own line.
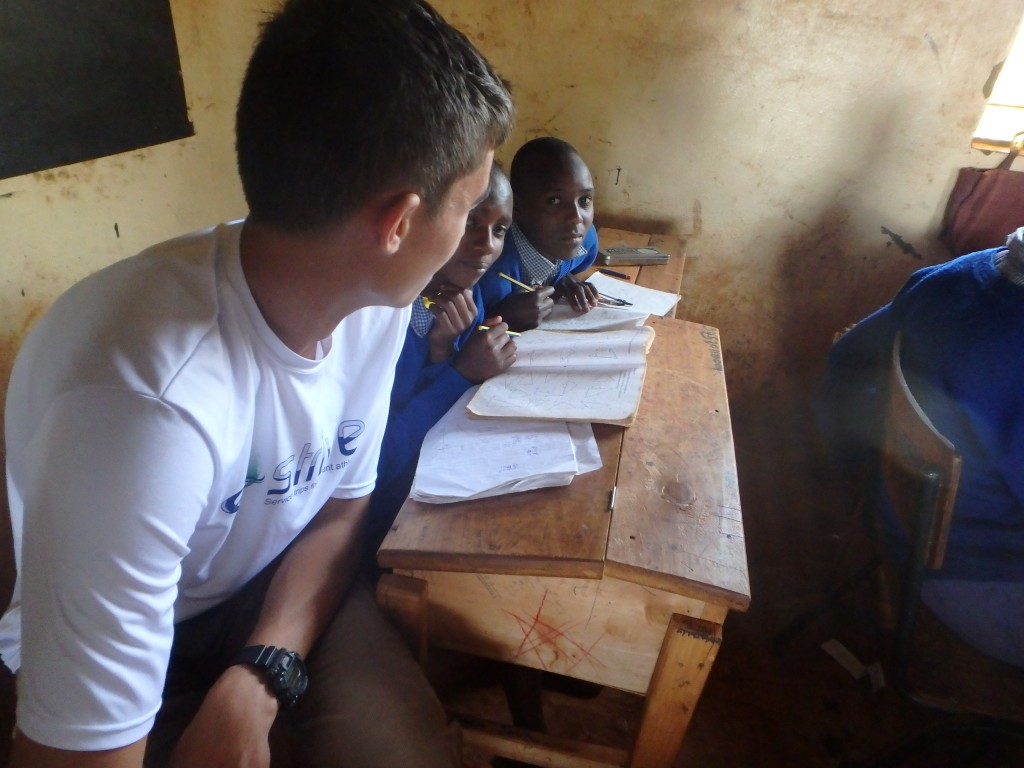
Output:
[230, 645, 308, 709]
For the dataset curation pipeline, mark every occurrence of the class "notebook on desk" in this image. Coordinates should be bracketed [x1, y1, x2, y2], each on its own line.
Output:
[465, 326, 656, 426]
[409, 387, 602, 503]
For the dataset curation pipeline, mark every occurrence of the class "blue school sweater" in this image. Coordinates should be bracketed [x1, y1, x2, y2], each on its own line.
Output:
[817, 247, 1024, 582]
[363, 290, 484, 564]
[476, 224, 599, 314]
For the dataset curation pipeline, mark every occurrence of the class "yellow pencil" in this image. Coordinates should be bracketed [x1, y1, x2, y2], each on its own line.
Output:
[478, 325, 522, 336]
[421, 295, 436, 309]
[498, 272, 535, 292]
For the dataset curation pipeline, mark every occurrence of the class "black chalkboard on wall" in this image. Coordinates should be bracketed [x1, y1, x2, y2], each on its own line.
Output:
[0, 0, 194, 180]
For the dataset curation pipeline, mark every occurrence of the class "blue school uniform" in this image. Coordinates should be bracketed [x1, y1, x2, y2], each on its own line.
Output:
[476, 222, 599, 313]
[363, 289, 484, 567]
[816, 246, 1024, 583]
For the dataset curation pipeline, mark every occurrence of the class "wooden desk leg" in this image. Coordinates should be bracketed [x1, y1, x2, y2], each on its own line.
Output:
[375, 572, 430, 669]
[629, 614, 723, 768]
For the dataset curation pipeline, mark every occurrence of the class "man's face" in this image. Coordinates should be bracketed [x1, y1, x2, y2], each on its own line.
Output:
[514, 154, 594, 263]
[383, 152, 494, 306]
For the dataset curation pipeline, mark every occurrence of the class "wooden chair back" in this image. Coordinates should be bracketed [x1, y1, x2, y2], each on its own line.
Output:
[881, 333, 962, 696]
[882, 334, 961, 573]
[872, 336, 1024, 762]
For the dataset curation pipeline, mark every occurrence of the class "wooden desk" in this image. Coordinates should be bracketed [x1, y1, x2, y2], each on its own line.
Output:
[379, 315, 748, 767]
[585, 228, 687, 318]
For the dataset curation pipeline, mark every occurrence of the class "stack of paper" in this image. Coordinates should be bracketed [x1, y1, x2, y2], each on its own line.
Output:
[409, 387, 602, 503]
[585, 272, 680, 317]
[466, 325, 656, 426]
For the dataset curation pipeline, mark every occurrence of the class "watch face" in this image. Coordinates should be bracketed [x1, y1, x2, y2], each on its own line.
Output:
[280, 654, 307, 689]
[270, 649, 308, 707]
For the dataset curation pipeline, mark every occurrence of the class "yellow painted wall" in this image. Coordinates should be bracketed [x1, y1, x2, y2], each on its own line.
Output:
[435, 0, 1023, 408]
[0, 0, 1021, 418]
[0, 0, 278, 405]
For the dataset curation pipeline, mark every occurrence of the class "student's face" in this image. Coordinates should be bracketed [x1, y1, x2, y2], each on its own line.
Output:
[514, 154, 594, 263]
[437, 182, 513, 291]
[389, 153, 494, 306]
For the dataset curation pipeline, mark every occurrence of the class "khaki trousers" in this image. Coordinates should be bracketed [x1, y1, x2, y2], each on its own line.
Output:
[145, 564, 456, 768]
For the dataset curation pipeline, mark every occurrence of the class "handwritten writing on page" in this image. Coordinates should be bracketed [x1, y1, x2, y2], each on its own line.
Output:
[540, 303, 649, 332]
[466, 326, 655, 426]
[410, 387, 601, 503]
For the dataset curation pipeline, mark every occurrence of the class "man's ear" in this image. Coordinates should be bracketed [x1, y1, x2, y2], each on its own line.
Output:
[376, 192, 422, 255]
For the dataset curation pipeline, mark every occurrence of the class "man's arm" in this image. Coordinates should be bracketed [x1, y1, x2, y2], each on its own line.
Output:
[169, 494, 371, 768]
[9, 731, 146, 768]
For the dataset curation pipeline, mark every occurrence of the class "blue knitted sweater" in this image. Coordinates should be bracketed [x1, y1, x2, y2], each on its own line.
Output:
[818, 247, 1024, 581]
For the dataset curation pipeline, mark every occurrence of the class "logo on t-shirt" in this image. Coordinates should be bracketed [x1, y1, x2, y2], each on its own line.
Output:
[221, 453, 266, 514]
[220, 419, 366, 514]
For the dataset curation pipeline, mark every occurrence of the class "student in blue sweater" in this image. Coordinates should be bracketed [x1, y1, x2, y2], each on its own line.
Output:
[816, 228, 1024, 667]
[364, 165, 517, 569]
[477, 137, 601, 330]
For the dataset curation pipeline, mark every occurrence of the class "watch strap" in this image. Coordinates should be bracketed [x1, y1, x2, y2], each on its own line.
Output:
[233, 644, 286, 669]
[230, 644, 307, 709]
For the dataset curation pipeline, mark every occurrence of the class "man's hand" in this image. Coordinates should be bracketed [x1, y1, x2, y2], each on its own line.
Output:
[170, 665, 278, 768]
[491, 286, 555, 331]
[553, 273, 599, 313]
[452, 318, 517, 383]
[425, 285, 478, 363]
[169, 497, 370, 768]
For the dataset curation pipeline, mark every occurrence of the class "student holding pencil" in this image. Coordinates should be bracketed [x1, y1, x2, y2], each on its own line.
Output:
[363, 165, 518, 572]
[477, 136, 601, 330]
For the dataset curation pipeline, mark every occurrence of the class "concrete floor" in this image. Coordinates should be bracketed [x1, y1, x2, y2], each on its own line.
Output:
[434, 395, 1024, 768]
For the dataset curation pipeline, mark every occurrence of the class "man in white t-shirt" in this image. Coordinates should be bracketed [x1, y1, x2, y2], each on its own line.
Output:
[0, 1, 514, 766]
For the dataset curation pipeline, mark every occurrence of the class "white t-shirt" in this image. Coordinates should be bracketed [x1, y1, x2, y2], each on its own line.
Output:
[0, 221, 409, 751]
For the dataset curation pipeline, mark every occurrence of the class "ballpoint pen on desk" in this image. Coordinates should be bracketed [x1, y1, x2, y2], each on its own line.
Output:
[478, 325, 522, 336]
[597, 293, 633, 307]
[598, 268, 631, 280]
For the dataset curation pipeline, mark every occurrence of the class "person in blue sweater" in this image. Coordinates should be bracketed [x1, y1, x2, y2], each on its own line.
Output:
[815, 228, 1024, 668]
[364, 165, 518, 571]
[477, 137, 601, 330]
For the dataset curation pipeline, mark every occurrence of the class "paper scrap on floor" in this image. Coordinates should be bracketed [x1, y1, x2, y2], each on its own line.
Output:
[586, 271, 680, 317]
[409, 387, 602, 503]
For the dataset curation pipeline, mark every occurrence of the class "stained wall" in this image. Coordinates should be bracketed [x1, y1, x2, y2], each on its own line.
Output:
[435, 0, 1022, 410]
[0, 1, 276, 410]
[0, 1, 1021, 456]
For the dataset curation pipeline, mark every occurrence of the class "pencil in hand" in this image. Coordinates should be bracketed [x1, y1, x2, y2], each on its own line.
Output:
[498, 272, 536, 292]
[478, 324, 522, 336]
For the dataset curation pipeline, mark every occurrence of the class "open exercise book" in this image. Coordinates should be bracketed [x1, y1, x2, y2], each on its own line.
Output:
[465, 325, 656, 426]
[541, 303, 649, 332]
[409, 387, 602, 503]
